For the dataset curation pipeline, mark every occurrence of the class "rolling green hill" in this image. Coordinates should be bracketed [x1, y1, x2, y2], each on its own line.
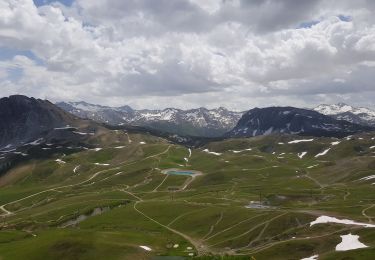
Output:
[1, 128, 375, 259]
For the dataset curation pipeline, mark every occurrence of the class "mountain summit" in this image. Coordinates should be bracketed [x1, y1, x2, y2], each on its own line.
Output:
[57, 101, 243, 137]
[226, 106, 374, 138]
[0, 96, 99, 149]
[314, 103, 375, 126]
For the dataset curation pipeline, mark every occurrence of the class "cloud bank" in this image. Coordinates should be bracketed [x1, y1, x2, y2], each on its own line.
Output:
[0, 0, 374, 109]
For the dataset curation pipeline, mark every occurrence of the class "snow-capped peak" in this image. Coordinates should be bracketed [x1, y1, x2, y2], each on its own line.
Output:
[314, 103, 375, 126]
[314, 103, 354, 115]
[56, 101, 243, 137]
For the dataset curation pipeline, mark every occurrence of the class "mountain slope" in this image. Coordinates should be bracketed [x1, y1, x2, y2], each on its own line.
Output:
[0, 96, 101, 149]
[56, 101, 243, 137]
[314, 103, 375, 126]
[226, 106, 374, 138]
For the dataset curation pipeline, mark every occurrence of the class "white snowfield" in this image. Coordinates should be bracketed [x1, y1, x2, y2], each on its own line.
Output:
[370, 146, 375, 149]
[91, 148, 102, 152]
[94, 163, 110, 166]
[55, 159, 66, 164]
[14, 152, 28, 156]
[307, 164, 319, 169]
[336, 234, 368, 251]
[301, 255, 318, 260]
[139, 246, 152, 251]
[25, 138, 44, 146]
[202, 149, 222, 156]
[315, 148, 331, 157]
[288, 139, 314, 144]
[331, 141, 341, 146]
[298, 151, 307, 159]
[73, 131, 94, 136]
[139, 141, 146, 144]
[359, 175, 375, 181]
[54, 126, 76, 130]
[310, 215, 375, 228]
[73, 165, 80, 173]
[231, 148, 252, 153]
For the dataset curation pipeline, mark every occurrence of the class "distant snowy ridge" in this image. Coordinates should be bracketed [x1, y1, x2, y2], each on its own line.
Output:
[226, 106, 374, 138]
[57, 101, 243, 137]
[314, 103, 375, 126]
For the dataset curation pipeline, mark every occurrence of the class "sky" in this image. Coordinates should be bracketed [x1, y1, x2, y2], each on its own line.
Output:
[0, 0, 375, 110]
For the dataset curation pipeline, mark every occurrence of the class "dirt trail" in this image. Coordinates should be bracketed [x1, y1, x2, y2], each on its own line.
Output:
[246, 222, 270, 248]
[304, 174, 324, 189]
[343, 190, 351, 201]
[204, 213, 267, 241]
[0, 166, 120, 216]
[134, 201, 209, 255]
[240, 227, 350, 255]
[202, 211, 224, 240]
[362, 204, 375, 223]
[209, 213, 287, 247]
[153, 174, 168, 192]
[0, 145, 171, 217]
[167, 208, 208, 227]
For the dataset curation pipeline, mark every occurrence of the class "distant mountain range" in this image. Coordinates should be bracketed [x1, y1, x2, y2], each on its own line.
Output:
[226, 106, 374, 138]
[314, 103, 375, 126]
[56, 101, 243, 137]
[1, 96, 374, 151]
[56, 101, 375, 138]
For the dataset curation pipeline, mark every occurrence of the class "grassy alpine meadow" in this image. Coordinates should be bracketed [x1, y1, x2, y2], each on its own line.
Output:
[1, 130, 375, 259]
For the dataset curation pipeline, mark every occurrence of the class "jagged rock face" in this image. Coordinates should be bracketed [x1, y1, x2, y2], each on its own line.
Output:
[227, 107, 375, 138]
[314, 103, 375, 126]
[56, 102, 243, 137]
[0, 95, 78, 148]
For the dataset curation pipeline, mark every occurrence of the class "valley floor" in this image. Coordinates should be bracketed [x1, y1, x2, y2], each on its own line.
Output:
[1, 130, 375, 259]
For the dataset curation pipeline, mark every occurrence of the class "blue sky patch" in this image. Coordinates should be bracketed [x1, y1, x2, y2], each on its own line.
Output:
[33, 0, 74, 7]
[297, 20, 320, 29]
[0, 48, 44, 66]
[338, 15, 352, 22]
[6, 67, 23, 82]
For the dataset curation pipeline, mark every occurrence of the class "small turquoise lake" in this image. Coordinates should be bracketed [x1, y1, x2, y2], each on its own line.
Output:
[165, 170, 194, 175]
[162, 169, 202, 176]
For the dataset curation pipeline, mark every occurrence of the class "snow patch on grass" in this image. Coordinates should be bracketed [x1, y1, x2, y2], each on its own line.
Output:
[203, 149, 222, 156]
[359, 175, 375, 181]
[336, 234, 368, 251]
[73, 131, 94, 136]
[231, 148, 252, 153]
[139, 245, 152, 251]
[73, 165, 80, 173]
[315, 148, 331, 157]
[288, 139, 314, 144]
[55, 159, 66, 164]
[310, 215, 375, 228]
